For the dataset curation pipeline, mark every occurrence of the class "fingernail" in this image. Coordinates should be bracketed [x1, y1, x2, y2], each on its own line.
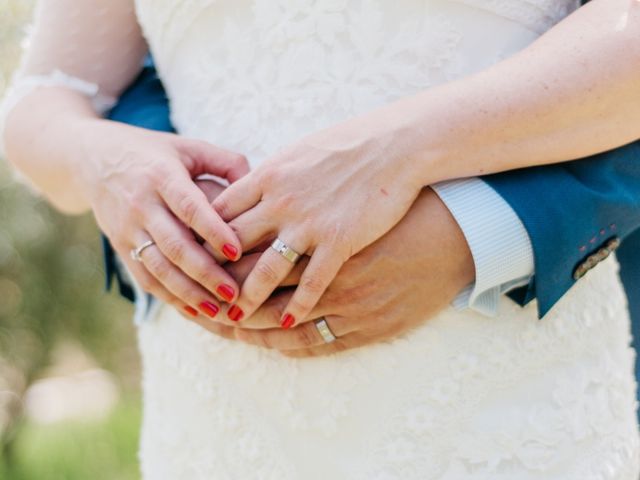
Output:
[281, 313, 296, 329]
[199, 301, 220, 318]
[228, 304, 244, 322]
[183, 306, 199, 317]
[216, 284, 235, 302]
[222, 244, 238, 261]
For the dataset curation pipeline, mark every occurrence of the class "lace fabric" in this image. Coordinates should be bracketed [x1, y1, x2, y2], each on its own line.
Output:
[133, 0, 580, 170]
[138, 257, 639, 479]
[4, 0, 639, 477]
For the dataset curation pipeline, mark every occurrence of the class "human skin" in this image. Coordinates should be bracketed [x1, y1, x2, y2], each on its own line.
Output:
[187, 179, 475, 358]
[4, 91, 249, 317]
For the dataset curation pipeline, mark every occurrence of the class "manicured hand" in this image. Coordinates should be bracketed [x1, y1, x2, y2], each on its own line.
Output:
[212, 115, 424, 327]
[198, 188, 475, 357]
[79, 121, 249, 318]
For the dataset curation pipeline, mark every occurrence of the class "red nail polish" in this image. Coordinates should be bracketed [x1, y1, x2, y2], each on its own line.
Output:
[228, 304, 244, 322]
[281, 313, 295, 329]
[216, 284, 235, 302]
[183, 306, 199, 317]
[222, 244, 238, 261]
[199, 301, 220, 318]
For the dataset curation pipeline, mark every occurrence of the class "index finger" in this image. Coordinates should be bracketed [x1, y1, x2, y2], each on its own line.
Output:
[160, 176, 241, 262]
[223, 252, 308, 286]
[226, 235, 304, 323]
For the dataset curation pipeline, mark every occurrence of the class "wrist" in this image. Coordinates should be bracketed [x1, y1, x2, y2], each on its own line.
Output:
[362, 90, 455, 188]
[396, 188, 475, 290]
[66, 118, 108, 199]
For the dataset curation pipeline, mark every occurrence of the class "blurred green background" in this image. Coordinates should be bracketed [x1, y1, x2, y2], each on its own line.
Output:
[1, 1, 142, 478]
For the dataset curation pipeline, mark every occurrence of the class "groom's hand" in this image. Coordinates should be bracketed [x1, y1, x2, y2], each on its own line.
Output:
[201, 188, 475, 357]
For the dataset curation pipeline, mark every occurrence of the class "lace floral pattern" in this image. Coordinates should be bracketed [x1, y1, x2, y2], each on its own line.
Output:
[138, 257, 639, 479]
[135, 0, 470, 166]
[358, 263, 639, 478]
[132, 0, 639, 477]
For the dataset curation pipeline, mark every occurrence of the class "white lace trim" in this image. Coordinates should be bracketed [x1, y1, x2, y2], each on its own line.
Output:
[2, 69, 116, 118]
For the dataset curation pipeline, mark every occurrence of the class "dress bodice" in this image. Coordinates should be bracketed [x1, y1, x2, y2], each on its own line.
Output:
[133, 0, 580, 168]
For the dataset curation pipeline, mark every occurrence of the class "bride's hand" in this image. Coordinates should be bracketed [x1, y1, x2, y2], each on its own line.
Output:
[198, 188, 475, 356]
[77, 120, 249, 317]
[212, 117, 424, 327]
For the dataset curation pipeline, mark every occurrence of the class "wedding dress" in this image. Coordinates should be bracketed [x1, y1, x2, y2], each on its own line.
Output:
[2, 0, 639, 478]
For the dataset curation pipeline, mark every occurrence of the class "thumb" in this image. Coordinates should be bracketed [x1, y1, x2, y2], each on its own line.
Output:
[177, 138, 250, 183]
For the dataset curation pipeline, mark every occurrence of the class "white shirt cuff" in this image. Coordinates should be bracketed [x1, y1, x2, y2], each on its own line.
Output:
[431, 178, 535, 316]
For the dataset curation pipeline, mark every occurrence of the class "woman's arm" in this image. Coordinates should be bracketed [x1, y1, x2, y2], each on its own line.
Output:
[209, 0, 640, 328]
[376, 0, 640, 184]
[2, 0, 147, 212]
[2, 0, 249, 319]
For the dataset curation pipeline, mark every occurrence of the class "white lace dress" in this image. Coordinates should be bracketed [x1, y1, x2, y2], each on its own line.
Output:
[3, 0, 639, 478]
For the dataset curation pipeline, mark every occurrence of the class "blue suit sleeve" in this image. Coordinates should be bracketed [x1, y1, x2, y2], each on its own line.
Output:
[483, 145, 640, 318]
[101, 62, 176, 302]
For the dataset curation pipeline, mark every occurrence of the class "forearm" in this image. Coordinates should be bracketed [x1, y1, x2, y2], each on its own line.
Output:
[0, 0, 147, 213]
[3, 87, 104, 214]
[364, 0, 640, 184]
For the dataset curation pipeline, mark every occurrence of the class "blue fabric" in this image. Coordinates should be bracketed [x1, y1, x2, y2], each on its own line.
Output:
[482, 149, 640, 425]
[483, 151, 640, 317]
[617, 229, 640, 408]
[102, 64, 175, 302]
[107, 65, 175, 133]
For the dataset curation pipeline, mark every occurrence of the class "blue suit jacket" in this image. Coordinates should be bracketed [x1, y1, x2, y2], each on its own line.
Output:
[104, 62, 640, 409]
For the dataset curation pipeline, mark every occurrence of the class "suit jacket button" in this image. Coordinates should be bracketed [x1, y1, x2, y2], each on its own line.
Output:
[596, 248, 611, 262]
[607, 237, 621, 251]
[573, 264, 588, 280]
[585, 255, 599, 270]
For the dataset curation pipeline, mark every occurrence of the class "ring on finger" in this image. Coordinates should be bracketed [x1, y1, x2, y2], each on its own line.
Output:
[314, 317, 337, 344]
[131, 239, 156, 262]
[271, 237, 302, 264]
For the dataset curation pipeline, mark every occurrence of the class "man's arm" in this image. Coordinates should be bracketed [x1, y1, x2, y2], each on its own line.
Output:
[483, 151, 640, 317]
[432, 178, 534, 317]
[202, 186, 475, 357]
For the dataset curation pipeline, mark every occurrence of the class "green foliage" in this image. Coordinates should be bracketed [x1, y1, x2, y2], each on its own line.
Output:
[0, 2, 142, 478]
[0, 0, 33, 93]
[0, 161, 134, 382]
[0, 396, 141, 480]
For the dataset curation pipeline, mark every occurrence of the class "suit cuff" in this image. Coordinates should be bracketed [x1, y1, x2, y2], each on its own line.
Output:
[431, 178, 535, 316]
